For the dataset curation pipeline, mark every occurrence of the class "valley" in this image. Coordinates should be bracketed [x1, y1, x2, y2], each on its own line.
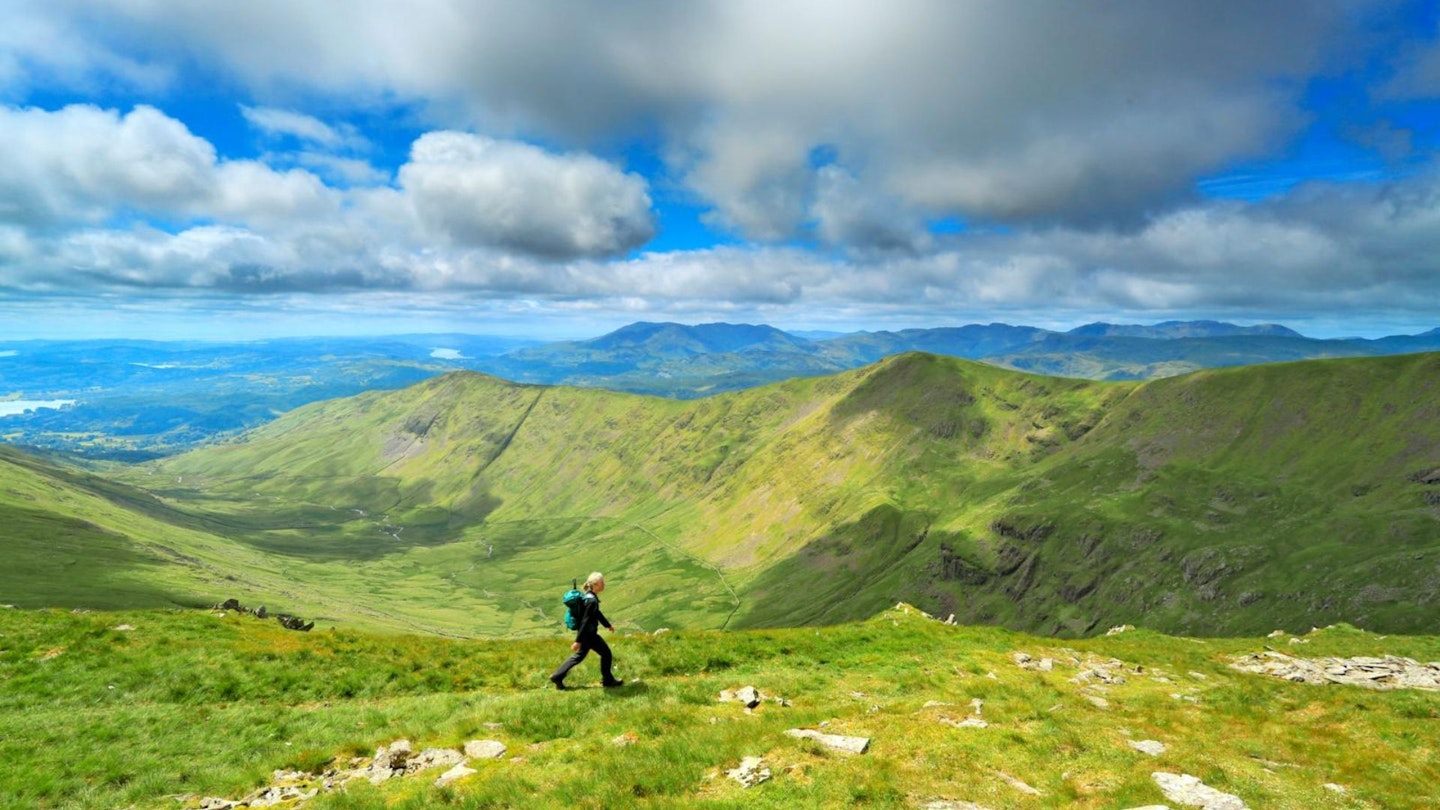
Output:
[4, 350, 1437, 641]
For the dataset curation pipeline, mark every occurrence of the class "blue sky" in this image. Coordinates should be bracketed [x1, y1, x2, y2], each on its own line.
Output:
[1, 1, 1439, 341]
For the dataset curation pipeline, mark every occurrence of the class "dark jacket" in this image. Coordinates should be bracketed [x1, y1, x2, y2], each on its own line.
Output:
[574, 592, 612, 642]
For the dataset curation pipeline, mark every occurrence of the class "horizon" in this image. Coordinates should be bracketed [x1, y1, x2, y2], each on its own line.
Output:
[0, 314, 1435, 345]
[2, 3, 1439, 340]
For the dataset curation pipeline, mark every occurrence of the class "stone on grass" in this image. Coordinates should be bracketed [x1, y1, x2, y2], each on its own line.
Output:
[405, 748, 464, 774]
[464, 739, 507, 759]
[995, 770, 1041, 796]
[785, 728, 870, 754]
[435, 763, 477, 788]
[920, 802, 994, 810]
[1129, 739, 1167, 756]
[726, 756, 771, 788]
[1152, 772, 1249, 810]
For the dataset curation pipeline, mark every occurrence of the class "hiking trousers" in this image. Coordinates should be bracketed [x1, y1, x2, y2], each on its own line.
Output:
[551, 633, 615, 684]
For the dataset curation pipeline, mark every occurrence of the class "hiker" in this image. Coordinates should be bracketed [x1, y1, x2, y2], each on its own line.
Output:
[550, 571, 623, 689]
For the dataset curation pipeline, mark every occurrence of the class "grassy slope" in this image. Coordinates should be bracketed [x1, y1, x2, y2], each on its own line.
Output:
[2, 605, 1436, 810]
[12, 353, 1440, 638]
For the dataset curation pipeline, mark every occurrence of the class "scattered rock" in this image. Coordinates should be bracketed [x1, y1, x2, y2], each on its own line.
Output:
[1085, 694, 1111, 709]
[718, 685, 765, 709]
[1107, 624, 1136, 635]
[942, 717, 989, 729]
[463, 740, 507, 759]
[920, 801, 994, 809]
[1230, 651, 1440, 690]
[276, 614, 315, 632]
[611, 732, 638, 747]
[1152, 772, 1249, 810]
[214, 598, 313, 632]
[405, 748, 465, 774]
[785, 728, 870, 754]
[435, 763, 476, 788]
[1322, 783, 1347, 794]
[994, 770, 1042, 796]
[112, 624, 135, 632]
[1130, 739, 1167, 756]
[726, 756, 771, 788]
[969, 698, 983, 715]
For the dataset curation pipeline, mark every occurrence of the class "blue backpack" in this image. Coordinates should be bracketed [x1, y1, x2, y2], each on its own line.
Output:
[562, 580, 587, 630]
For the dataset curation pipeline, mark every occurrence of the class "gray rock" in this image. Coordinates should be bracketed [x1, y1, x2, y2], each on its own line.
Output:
[995, 770, 1041, 795]
[726, 756, 770, 787]
[1230, 651, 1440, 691]
[786, 728, 869, 754]
[464, 739, 508, 759]
[920, 802, 994, 810]
[1152, 772, 1248, 810]
[435, 763, 477, 788]
[374, 739, 411, 770]
[1130, 739, 1167, 756]
[405, 748, 464, 774]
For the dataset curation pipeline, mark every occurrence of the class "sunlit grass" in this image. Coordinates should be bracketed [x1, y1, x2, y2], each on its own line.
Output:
[2, 606, 1437, 809]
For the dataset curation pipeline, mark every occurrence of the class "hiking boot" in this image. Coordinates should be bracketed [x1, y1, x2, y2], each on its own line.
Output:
[550, 676, 568, 690]
[603, 679, 625, 688]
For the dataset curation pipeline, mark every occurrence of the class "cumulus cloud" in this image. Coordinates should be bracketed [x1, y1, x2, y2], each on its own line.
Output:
[811, 166, 931, 254]
[0, 103, 347, 231]
[4, 0, 1379, 240]
[1, 2, 1437, 334]
[0, 104, 215, 225]
[399, 132, 655, 260]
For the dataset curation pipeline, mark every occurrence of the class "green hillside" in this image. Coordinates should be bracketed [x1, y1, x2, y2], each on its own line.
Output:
[28, 350, 1419, 640]
[3, 605, 1436, 809]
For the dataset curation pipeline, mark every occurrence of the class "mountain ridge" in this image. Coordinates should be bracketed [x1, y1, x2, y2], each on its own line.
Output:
[2, 349, 1426, 640]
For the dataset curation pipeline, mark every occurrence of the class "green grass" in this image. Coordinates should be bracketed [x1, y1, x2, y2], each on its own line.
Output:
[2, 605, 1437, 809]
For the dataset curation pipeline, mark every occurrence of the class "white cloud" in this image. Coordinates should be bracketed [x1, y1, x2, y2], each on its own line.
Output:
[399, 132, 655, 260]
[3, 1, 1378, 239]
[0, 103, 347, 233]
[240, 105, 354, 148]
[0, 104, 215, 224]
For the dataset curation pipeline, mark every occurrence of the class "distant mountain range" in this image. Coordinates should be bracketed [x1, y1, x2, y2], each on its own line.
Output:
[3, 320, 1439, 456]
[476, 319, 1440, 396]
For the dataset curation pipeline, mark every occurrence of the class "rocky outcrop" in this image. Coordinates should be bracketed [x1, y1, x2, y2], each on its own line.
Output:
[215, 598, 313, 632]
[1230, 651, 1440, 690]
[198, 738, 506, 807]
[1152, 772, 1249, 809]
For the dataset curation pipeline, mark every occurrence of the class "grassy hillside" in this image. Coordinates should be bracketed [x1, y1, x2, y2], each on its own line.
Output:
[73, 352, 1435, 639]
[4, 351, 1436, 639]
[2, 605, 1436, 809]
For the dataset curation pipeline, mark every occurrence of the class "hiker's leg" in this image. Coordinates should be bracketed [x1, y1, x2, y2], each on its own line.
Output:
[551, 645, 589, 682]
[590, 635, 615, 683]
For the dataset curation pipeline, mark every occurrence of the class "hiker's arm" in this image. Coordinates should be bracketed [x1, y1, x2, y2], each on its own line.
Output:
[597, 606, 614, 631]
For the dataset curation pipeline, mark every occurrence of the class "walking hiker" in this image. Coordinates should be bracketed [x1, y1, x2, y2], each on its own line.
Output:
[550, 572, 623, 689]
